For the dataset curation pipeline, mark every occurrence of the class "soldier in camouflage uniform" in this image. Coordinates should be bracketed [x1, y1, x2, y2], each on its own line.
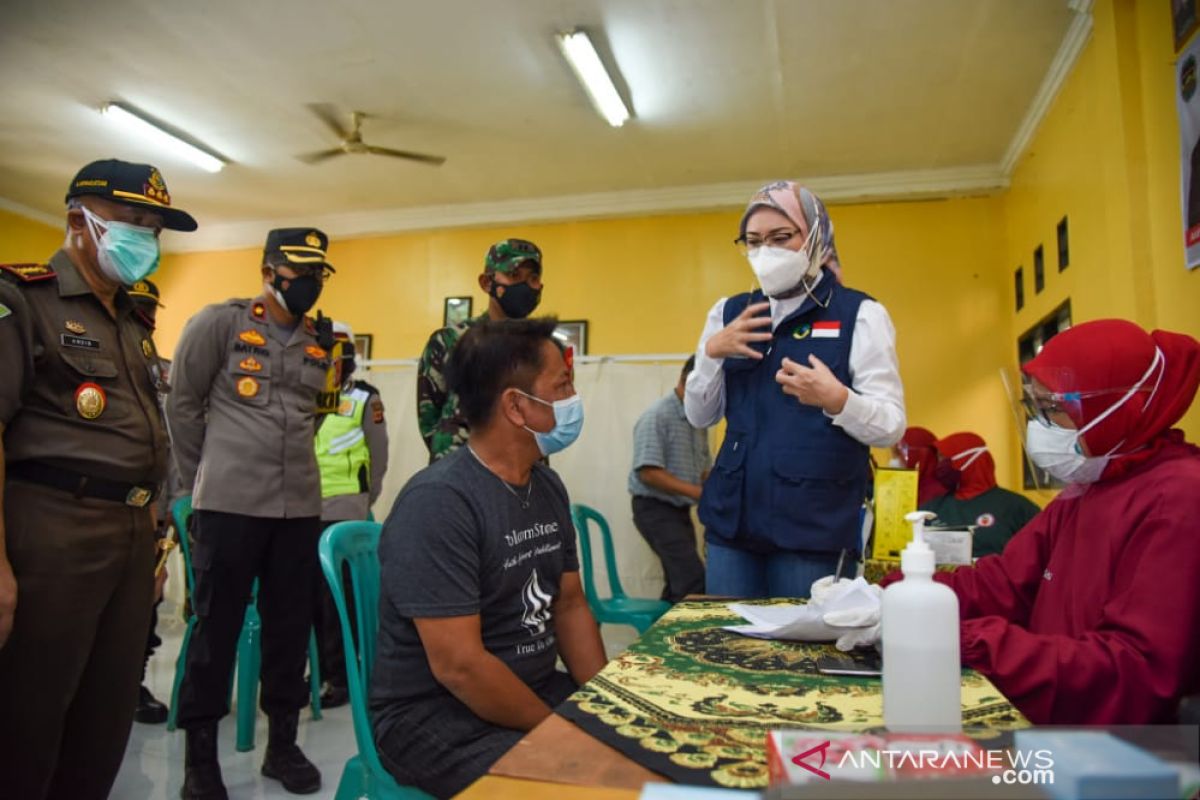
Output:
[416, 238, 544, 462]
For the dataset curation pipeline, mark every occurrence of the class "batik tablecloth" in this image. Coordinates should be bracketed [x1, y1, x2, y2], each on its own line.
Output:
[558, 600, 1027, 790]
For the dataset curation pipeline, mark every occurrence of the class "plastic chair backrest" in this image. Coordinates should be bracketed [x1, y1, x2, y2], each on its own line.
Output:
[318, 521, 388, 779]
[171, 495, 195, 599]
[570, 504, 627, 602]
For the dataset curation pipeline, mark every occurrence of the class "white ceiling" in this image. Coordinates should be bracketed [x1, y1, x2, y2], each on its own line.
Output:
[0, 0, 1083, 250]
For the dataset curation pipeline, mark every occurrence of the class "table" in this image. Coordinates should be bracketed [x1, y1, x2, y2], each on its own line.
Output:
[493, 600, 1027, 793]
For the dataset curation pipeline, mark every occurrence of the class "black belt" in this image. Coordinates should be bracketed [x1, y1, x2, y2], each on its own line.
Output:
[8, 461, 158, 508]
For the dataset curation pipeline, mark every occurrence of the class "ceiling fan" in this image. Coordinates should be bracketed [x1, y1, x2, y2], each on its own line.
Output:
[296, 104, 446, 166]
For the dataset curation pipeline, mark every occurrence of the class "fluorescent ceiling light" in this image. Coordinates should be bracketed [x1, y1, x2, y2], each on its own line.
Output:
[101, 102, 225, 173]
[556, 30, 630, 127]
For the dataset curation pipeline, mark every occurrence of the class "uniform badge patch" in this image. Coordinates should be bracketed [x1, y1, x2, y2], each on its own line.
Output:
[975, 513, 996, 528]
[65, 320, 86, 334]
[238, 329, 266, 346]
[305, 345, 327, 360]
[337, 397, 355, 416]
[811, 321, 841, 338]
[239, 357, 264, 373]
[371, 399, 385, 425]
[792, 323, 812, 340]
[141, 338, 153, 358]
[236, 376, 260, 398]
[75, 382, 107, 419]
[252, 302, 266, 320]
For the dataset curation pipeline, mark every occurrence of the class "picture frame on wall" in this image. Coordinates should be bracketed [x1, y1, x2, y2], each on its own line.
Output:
[1174, 0, 1200, 52]
[353, 333, 373, 364]
[444, 296, 472, 327]
[553, 320, 588, 355]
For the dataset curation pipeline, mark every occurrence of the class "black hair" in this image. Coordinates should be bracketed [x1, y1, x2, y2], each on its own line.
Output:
[681, 355, 696, 381]
[445, 316, 561, 428]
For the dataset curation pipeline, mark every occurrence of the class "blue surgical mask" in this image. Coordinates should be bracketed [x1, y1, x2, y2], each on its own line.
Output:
[519, 391, 584, 455]
[81, 206, 160, 285]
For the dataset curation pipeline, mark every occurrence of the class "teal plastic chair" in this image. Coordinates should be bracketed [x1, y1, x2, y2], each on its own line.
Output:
[166, 496, 322, 751]
[319, 521, 431, 799]
[570, 504, 671, 635]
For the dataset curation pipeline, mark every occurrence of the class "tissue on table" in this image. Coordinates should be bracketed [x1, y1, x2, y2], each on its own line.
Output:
[725, 576, 882, 651]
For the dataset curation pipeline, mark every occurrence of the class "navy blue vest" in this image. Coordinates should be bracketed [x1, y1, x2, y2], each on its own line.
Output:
[698, 273, 871, 555]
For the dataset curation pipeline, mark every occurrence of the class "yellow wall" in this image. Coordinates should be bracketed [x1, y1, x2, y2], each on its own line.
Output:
[0, 208, 62, 263]
[150, 197, 1017, 483]
[1001, 0, 1200, 496]
[0, 0, 1194, 501]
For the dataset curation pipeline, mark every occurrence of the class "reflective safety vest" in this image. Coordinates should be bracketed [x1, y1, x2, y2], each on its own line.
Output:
[315, 385, 371, 498]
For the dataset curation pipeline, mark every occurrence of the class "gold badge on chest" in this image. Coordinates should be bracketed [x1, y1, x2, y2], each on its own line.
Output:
[65, 320, 86, 335]
[236, 376, 260, 398]
[142, 338, 153, 358]
[74, 382, 106, 419]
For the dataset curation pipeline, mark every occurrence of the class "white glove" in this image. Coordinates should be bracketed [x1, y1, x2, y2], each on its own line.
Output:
[832, 622, 881, 652]
[810, 574, 854, 605]
[820, 581, 882, 652]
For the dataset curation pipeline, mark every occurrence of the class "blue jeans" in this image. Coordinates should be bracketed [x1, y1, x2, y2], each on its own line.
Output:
[706, 541, 846, 599]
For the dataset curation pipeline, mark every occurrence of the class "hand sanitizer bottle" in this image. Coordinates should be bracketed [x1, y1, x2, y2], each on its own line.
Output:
[882, 511, 962, 732]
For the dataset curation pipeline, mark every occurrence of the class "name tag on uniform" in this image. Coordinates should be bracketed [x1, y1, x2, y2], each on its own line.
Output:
[61, 333, 101, 350]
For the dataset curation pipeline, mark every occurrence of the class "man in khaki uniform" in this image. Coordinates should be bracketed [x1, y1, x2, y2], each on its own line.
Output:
[0, 159, 196, 800]
[168, 228, 336, 799]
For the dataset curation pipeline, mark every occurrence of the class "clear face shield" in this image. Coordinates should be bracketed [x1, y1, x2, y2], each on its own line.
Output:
[1000, 357, 1163, 489]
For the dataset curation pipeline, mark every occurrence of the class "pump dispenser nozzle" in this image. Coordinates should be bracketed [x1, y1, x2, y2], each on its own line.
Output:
[901, 511, 938, 574]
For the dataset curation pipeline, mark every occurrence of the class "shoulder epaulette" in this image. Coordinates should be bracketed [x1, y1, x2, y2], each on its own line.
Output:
[0, 263, 56, 284]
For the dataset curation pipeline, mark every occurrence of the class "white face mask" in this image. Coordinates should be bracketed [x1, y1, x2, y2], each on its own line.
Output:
[1025, 420, 1112, 484]
[747, 246, 808, 297]
[1024, 348, 1165, 485]
[950, 446, 988, 471]
[746, 223, 824, 297]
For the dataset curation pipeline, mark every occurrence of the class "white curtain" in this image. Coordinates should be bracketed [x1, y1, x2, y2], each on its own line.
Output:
[363, 357, 691, 601]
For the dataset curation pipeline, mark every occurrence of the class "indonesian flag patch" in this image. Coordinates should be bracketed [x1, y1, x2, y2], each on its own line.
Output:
[811, 321, 841, 338]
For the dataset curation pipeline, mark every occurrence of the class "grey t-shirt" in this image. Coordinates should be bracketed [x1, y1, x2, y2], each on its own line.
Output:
[370, 446, 579, 725]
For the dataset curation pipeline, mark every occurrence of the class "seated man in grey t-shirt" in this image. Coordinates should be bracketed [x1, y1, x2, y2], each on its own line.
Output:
[371, 317, 607, 799]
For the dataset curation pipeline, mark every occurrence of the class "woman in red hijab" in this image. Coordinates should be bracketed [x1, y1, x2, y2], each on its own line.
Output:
[920, 432, 1040, 557]
[886, 319, 1200, 724]
[893, 426, 945, 505]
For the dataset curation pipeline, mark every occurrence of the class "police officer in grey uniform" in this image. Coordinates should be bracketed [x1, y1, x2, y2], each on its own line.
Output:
[168, 229, 336, 798]
[0, 159, 195, 800]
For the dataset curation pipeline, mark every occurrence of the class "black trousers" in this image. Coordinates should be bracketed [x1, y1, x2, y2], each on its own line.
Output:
[314, 518, 355, 690]
[175, 510, 322, 729]
[631, 495, 705, 603]
[376, 670, 578, 800]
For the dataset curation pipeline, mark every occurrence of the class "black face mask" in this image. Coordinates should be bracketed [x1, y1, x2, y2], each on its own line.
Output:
[490, 279, 541, 319]
[271, 272, 323, 316]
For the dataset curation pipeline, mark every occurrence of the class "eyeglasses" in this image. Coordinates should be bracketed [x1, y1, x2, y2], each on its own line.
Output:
[1020, 382, 1149, 427]
[733, 229, 802, 253]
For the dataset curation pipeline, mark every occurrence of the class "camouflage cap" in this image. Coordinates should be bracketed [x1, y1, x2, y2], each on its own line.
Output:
[485, 238, 542, 275]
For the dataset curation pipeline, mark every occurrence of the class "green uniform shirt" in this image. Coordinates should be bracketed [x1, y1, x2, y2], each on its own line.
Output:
[416, 313, 484, 462]
[0, 251, 168, 485]
[921, 486, 1041, 558]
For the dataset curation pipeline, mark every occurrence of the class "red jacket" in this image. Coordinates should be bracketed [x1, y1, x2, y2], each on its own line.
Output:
[891, 439, 1200, 724]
